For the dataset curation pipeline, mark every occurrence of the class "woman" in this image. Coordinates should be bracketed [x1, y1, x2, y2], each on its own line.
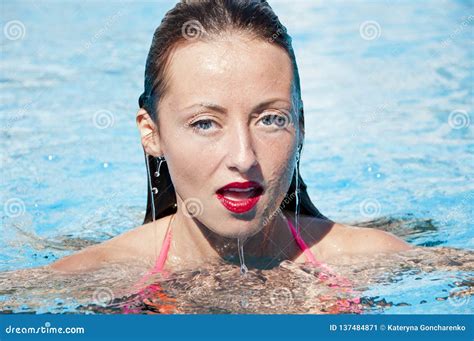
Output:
[50, 0, 411, 275]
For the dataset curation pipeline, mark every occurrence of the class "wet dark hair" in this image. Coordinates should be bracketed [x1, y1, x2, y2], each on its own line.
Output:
[138, 0, 327, 223]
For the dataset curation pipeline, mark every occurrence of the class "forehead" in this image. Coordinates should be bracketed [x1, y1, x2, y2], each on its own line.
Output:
[162, 34, 294, 109]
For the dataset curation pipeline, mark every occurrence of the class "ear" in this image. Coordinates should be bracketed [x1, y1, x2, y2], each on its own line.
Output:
[136, 108, 163, 156]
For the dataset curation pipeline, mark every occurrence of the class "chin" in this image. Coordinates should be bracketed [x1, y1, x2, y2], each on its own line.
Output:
[221, 225, 263, 240]
[205, 207, 266, 239]
[205, 218, 257, 238]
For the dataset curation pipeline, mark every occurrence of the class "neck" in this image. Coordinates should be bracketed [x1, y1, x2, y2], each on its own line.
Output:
[168, 209, 296, 269]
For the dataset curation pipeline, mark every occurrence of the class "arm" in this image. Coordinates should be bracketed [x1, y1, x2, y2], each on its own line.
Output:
[48, 244, 110, 273]
[48, 223, 155, 273]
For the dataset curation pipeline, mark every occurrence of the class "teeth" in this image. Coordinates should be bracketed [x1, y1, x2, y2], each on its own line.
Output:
[226, 187, 255, 192]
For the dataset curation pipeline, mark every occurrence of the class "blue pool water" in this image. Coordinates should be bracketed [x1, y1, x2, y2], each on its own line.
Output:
[0, 0, 472, 314]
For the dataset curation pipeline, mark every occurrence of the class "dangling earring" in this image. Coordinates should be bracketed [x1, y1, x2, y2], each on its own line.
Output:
[152, 156, 177, 209]
[144, 153, 158, 221]
[154, 156, 166, 178]
[150, 156, 166, 195]
[294, 144, 303, 235]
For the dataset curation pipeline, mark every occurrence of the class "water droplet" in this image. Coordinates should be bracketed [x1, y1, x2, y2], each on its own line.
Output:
[240, 263, 248, 275]
[295, 151, 301, 235]
[237, 238, 248, 275]
[145, 154, 157, 222]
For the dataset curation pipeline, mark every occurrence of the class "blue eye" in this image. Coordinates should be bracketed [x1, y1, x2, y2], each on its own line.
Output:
[261, 114, 289, 128]
[190, 119, 214, 132]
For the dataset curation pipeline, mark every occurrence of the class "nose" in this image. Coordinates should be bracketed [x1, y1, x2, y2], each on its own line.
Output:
[225, 122, 258, 173]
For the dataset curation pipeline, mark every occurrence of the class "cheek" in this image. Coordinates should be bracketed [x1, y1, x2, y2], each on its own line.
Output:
[164, 143, 204, 198]
[159, 119, 207, 190]
[260, 133, 296, 174]
[260, 141, 296, 197]
[257, 152, 295, 224]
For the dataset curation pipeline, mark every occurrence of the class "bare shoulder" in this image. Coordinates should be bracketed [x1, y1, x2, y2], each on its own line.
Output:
[289, 213, 412, 262]
[48, 217, 170, 273]
[322, 222, 413, 256]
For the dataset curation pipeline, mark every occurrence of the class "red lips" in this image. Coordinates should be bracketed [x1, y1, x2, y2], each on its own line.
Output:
[216, 181, 263, 214]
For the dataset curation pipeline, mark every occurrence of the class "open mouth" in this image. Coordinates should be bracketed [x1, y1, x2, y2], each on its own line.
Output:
[216, 187, 264, 200]
[215, 181, 264, 214]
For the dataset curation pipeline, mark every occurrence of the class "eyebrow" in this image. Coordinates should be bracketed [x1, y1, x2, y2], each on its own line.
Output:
[181, 98, 291, 115]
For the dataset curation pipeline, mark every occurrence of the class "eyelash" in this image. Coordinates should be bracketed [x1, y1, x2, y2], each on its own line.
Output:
[190, 119, 214, 132]
[189, 112, 290, 134]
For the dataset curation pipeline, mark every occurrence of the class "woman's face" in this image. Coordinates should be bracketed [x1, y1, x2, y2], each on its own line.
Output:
[153, 33, 301, 238]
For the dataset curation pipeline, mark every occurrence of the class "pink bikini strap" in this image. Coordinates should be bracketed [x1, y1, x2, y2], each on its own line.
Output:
[126, 214, 361, 314]
[285, 215, 333, 272]
[285, 215, 361, 311]
[148, 214, 326, 273]
[130, 217, 173, 291]
[286, 216, 318, 264]
[151, 220, 173, 273]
